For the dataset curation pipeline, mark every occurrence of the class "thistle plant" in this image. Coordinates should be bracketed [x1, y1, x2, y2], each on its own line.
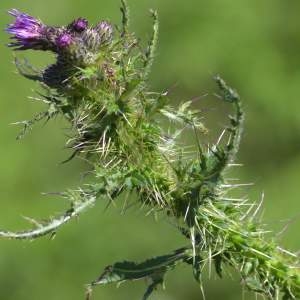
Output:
[2, 2, 300, 299]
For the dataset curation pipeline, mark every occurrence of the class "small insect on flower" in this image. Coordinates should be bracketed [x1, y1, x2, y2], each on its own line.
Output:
[6, 9, 47, 50]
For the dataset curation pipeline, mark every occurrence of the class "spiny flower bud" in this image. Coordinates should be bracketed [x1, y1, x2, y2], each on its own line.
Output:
[6, 9, 47, 50]
[94, 21, 113, 43]
[71, 18, 88, 32]
[56, 33, 73, 48]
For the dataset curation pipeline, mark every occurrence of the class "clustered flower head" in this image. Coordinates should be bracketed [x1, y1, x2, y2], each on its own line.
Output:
[6, 9, 113, 55]
[6, 9, 114, 91]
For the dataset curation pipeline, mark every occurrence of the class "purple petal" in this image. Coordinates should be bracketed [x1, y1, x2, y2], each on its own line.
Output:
[6, 9, 46, 49]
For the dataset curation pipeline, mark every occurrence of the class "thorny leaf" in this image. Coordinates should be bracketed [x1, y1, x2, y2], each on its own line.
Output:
[86, 247, 192, 300]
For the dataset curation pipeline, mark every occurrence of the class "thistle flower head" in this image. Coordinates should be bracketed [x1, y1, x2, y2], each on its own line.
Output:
[6, 9, 46, 50]
[71, 18, 88, 32]
[6, 9, 114, 59]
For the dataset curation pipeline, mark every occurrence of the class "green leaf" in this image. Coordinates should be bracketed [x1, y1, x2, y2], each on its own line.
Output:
[245, 277, 265, 293]
[88, 247, 191, 299]
[119, 79, 142, 102]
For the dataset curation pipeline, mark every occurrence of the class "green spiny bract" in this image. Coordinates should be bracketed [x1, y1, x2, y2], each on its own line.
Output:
[2, 1, 300, 300]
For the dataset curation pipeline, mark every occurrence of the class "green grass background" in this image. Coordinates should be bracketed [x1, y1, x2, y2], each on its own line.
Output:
[0, 0, 300, 299]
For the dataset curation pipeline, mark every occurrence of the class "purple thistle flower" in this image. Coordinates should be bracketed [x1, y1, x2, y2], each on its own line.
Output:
[72, 18, 88, 32]
[56, 33, 73, 48]
[6, 9, 46, 50]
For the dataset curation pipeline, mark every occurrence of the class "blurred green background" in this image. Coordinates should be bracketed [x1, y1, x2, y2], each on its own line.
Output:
[0, 0, 300, 299]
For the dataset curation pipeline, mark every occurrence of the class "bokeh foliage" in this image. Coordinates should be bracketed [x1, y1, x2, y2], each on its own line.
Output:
[0, 0, 299, 299]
